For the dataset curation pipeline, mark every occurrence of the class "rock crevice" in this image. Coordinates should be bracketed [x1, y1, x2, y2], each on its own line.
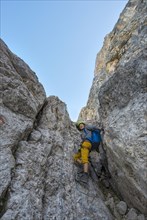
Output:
[79, 0, 147, 215]
[0, 0, 147, 219]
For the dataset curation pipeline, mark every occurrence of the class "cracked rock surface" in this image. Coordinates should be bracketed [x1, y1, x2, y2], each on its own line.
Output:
[0, 0, 147, 219]
[0, 40, 113, 219]
[79, 0, 147, 215]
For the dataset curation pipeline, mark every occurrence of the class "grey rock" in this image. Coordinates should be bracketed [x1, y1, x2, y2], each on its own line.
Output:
[0, 85, 114, 220]
[0, 39, 46, 119]
[105, 197, 115, 212]
[29, 129, 41, 142]
[126, 208, 138, 220]
[1, 0, 146, 219]
[113, 207, 121, 220]
[116, 201, 127, 215]
[137, 214, 146, 220]
[0, 39, 46, 217]
[78, 0, 147, 215]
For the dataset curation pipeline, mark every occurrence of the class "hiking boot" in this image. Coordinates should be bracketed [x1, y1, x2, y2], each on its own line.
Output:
[74, 161, 83, 174]
[76, 172, 89, 184]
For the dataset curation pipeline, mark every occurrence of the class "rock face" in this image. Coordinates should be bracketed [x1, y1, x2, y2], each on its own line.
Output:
[0, 0, 147, 218]
[0, 39, 113, 219]
[79, 0, 147, 215]
[0, 39, 46, 215]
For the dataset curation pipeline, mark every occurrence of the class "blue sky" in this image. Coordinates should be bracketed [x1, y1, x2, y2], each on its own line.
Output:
[1, 0, 127, 121]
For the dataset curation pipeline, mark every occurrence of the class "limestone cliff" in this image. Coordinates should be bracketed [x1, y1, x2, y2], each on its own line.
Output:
[0, 0, 147, 219]
[79, 0, 146, 123]
[0, 39, 113, 220]
[79, 0, 147, 215]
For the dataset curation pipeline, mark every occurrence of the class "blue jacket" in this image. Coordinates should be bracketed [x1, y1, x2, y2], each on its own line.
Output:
[80, 125, 102, 144]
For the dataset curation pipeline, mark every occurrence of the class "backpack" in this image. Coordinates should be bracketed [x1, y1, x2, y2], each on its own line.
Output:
[86, 129, 102, 144]
[91, 129, 102, 143]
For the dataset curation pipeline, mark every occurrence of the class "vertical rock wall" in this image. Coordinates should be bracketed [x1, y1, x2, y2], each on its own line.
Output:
[79, 0, 146, 122]
[0, 40, 113, 219]
[1, 0, 147, 218]
[0, 39, 46, 214]
[79, 0, 147, 215]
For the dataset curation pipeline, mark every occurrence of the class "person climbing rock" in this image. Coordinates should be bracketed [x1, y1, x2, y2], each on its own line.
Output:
[74, 121, 110, 186]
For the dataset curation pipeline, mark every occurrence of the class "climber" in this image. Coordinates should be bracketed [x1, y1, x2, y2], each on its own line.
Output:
[74, 121, 110, 185]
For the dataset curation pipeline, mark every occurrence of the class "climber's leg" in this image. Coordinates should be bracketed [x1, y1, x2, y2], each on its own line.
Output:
[76, 141, 92, 183]
[73, 149, 82, 164]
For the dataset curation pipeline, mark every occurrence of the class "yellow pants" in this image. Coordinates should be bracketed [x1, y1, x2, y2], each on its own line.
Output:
[73, 141, 92, 164]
